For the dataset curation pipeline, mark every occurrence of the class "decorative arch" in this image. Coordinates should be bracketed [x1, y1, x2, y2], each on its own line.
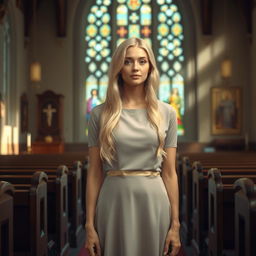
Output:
[73, 0, 197, 142]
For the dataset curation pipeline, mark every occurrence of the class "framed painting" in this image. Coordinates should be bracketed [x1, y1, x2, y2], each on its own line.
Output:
[211, 87, 242, 135]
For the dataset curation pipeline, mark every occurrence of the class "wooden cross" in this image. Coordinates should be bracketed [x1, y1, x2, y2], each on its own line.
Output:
[43, 104, 56, 127]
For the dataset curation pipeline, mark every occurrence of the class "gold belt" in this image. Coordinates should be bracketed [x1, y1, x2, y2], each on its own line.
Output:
[106, 170, 160, 177]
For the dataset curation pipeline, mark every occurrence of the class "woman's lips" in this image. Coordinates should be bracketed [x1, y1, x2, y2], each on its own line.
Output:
[130, 75, 141, 79]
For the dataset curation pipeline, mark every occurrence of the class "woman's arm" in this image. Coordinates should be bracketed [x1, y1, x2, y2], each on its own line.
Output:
[161, 147, 181, 256]
[85, 146, 104, 256]
[86, 146, 104, 226]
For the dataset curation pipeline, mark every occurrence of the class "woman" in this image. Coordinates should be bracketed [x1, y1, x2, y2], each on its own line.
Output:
[85, 37, 181, 256]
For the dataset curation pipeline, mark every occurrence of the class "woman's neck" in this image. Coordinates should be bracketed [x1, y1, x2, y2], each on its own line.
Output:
[122, 85, 146, 109]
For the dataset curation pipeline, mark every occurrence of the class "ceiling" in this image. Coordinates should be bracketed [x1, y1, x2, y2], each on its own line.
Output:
[200, 0, 253, 35]
[16, 0, 67, 37]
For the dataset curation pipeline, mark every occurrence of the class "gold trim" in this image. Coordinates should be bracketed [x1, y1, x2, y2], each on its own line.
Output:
[107, 170, 160, 177]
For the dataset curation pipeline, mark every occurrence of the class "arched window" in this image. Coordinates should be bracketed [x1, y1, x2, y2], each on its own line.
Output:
[84, 0, 185, 136]
[74, 0, 197, 141]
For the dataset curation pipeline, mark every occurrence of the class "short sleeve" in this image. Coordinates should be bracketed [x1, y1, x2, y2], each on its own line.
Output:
[164, 108, 178, 148]
[87, 108, 100, 147]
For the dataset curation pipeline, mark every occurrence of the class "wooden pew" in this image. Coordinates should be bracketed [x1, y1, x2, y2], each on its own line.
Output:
[180, 156, 193, 245]
[68, 161, 84, 247]
[0, 166, 69, 256]
[191, 161, 208, 256]
[0, 181, 14, 256]
[178, 152, 256, 210]
[191, 161, 256, 256]
[207, 169, 256, 256]
[179, 153, 256, 246]
[178, 152, 256, 165]
[234, 178, 256, 256]
[0, 153, 88, 227]
[11, 171, 48, 256]
[0, 159, 84, 248]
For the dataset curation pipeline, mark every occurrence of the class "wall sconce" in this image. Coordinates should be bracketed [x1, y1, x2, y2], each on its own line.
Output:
[30, 61, 41, 82]
[221, 59, 232, 79]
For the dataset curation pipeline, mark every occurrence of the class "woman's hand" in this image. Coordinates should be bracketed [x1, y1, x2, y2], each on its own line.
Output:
[84, 225, 101, 256]
[163, 225, 181, 256]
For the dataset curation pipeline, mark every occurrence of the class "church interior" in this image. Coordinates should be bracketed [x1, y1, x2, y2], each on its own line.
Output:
[0, 0, 256, 255]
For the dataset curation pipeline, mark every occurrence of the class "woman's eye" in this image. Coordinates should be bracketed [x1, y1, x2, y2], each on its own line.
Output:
[124, 59, 131, 65]
[124, 59, 147, 65]
[139, 59, 147, 64]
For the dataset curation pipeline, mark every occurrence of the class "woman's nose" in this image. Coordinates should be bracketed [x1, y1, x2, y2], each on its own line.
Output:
[132, 61, 139, 71]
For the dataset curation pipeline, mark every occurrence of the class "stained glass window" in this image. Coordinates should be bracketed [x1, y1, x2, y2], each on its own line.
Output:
[156, 0, 185, 135]
[84, 0, 112, 134]
[84, 0, 185, 135]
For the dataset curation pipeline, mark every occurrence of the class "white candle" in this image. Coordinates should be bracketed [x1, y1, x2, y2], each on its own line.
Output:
[27, 133, 31, 148]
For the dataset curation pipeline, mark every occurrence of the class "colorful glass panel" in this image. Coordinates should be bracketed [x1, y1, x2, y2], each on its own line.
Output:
[84, 1, 112, 133]
[127, 0, 141, 11]
[85, 75, 102, 120]
[117, 5, 128, 26]
[171, 74, 184, 135]
[157, 0, 185, 135]
[116, 0, 152, 45]
[159, 75, 171, 103]
[99, 75, 108, 101]
[129, 24, 140, 37]
[140, 5, 151, 26]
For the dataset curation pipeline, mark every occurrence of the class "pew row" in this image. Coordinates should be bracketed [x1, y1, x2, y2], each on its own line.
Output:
[191, 162, 256, 255]
[0, 166, 69, 256]
[0, 181, 14, 256]
[0, 160, 84, 248]
[207, 169, 256, 256]
[7, 172, 48, 256]
[234, 178, 256, 256]
[178, 153, 256, 247]
[0, 153, 88, 228]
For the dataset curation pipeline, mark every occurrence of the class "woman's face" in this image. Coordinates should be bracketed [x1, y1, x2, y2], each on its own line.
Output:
[120, 46, 150, 87]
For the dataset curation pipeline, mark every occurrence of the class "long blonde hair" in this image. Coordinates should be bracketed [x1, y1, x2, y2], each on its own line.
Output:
[99, 38, 166, 164]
